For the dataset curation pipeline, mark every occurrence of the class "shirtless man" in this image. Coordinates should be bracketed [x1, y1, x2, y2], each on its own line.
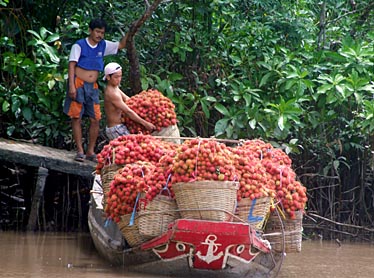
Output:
[103, 62, 156, 140]
[63, 18, 127, 162]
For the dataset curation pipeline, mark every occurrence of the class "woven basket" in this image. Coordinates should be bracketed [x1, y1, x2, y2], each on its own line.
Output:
[100, 164, 122, 202]
[263, 210, 303, 253]
[234, 196, 272, 230]
[138, 194, 180, 238]
[173, 180, 238, 222]
[118, 213, 148, 247]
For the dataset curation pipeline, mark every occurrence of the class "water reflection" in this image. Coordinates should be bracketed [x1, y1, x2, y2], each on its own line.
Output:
[279, 240, 374, 278]
[0, 231, 159, 278]
[1, 231, 374, 278]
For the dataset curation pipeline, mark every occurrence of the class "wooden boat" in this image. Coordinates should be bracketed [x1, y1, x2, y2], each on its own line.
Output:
[88, 175, 286, 277]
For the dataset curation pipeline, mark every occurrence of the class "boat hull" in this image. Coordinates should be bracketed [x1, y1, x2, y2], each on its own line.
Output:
[88, 174, 283, 277]
[88, 203, 283, 277]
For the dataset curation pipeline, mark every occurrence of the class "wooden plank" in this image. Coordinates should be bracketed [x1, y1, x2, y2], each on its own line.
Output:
[0, 138, 96, 178]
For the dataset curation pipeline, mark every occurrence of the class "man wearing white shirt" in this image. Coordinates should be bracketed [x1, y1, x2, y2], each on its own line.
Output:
[63, 18, 127, 162]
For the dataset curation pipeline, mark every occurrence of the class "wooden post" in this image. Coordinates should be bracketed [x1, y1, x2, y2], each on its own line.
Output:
[27, 166, 49, 231]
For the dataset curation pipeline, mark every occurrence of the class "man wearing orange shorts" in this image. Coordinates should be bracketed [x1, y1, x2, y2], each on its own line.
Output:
[63, 18, 127, 162]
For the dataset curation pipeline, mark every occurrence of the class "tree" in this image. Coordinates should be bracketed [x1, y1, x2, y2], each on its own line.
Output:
[118, 0, 163, 94]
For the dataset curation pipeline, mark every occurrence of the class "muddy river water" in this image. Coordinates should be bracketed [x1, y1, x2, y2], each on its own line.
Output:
[1, 231, 374, 278]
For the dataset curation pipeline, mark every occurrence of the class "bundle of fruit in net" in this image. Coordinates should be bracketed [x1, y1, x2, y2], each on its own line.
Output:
[262, 149, 307, 219]
[170, 138, 239, 221]
[171, 138, 238, 183]
[137, 151, 180, 238]
[236, 139, 307, 220]
[95, 134, 178, 174]
[227, 143, 274, 227]
[105, 161, 155, 223]
[121, 89, 178, 134]
[229, 145, 275, 202]
[142, 149, 176, 201]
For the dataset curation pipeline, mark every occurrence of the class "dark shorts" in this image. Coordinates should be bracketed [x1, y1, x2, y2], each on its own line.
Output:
[105, 124, 130, 140]
[63, 76, 101, 120]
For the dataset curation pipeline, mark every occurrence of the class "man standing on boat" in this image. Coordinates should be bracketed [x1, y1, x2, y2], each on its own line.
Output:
[102, 62, 156, 140]
[63, 18, 127, 162]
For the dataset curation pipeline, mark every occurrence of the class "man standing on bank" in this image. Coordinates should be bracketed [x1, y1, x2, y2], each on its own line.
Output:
[64, 18, 127, 162]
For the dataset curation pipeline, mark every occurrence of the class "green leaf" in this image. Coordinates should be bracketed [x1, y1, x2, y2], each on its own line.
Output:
[205, 96, 217, 102]
[7, 125, 15, 136]
[285, 80, 297, 90]
[335, 85, 344, 96]
[214, 103, 230, 116]
[259, 72, 274, 87]
[201, 101, 210, 118]
[248, 118, 256, 129]
[40, 27, 50, 40]
[45, 47, 60, 63]
[278, 115, 284, 130]
[2, 100, 10, 112]
[168, 72, 183, 82]
[317, 84, 333, 94]
[27, 30, 41, 40]
[226, 125, 233, 138]
[46, 33, 60, 43]
[215, 118, 229, 135]
[18, 94, 28, 104]
[48, 79, 56, 90]
[22, 107, 32, 121]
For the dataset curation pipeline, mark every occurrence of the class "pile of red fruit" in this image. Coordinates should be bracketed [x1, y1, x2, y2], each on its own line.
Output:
[229, 145, 274, 201]
[121, 89, 177, 134]
[97, 135, 177, 222]
[171, 139, 237, 183]
[232, 139, 307, 219]
[95, 134, 177, 174]
[98, 135, 308, 221]
[105, 161, 155, 223]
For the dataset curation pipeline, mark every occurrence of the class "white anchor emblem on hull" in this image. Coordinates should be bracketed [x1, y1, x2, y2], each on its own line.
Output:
[196, 234, 224, 264]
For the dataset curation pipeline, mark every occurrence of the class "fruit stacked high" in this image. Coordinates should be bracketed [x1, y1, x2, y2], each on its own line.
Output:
[122, 89, 177, 134]
[96, 135, 308, 222]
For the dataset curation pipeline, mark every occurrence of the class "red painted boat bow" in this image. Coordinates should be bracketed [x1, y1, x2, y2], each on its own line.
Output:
[141, 219, 271, 270]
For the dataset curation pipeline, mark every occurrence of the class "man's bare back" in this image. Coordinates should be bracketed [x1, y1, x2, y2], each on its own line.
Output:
[104, 84, 129, 128]
[103, 63, 156, 131]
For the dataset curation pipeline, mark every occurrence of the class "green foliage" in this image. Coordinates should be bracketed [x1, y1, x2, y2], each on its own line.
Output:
[2, 0, 374, 178]
[4, 0, 374, 233]
[0, 0, 8, 7]
[1, 26, 68, 146]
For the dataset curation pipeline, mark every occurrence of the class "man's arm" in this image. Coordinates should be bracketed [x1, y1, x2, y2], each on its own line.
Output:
[68, 61, 77, 99]
[110, 92, 155, 131]
[118, 32, 129, 50]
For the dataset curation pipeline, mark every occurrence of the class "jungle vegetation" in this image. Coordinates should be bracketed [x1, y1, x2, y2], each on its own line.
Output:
[2, 0, 374, 239]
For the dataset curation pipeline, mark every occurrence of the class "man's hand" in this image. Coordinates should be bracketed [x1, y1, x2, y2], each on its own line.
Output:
[68, 87, 77, 100]
[144, 121, 156, 132]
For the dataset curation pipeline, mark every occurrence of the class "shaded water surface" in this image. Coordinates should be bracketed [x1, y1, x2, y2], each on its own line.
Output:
[1, 231, 374, 278]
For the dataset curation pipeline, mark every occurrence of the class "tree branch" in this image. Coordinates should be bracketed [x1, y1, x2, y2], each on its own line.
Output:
[308, 212, 374, 232]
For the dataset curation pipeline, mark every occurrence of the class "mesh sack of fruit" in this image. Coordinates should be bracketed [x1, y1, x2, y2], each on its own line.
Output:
[122, 89, 177, 134]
